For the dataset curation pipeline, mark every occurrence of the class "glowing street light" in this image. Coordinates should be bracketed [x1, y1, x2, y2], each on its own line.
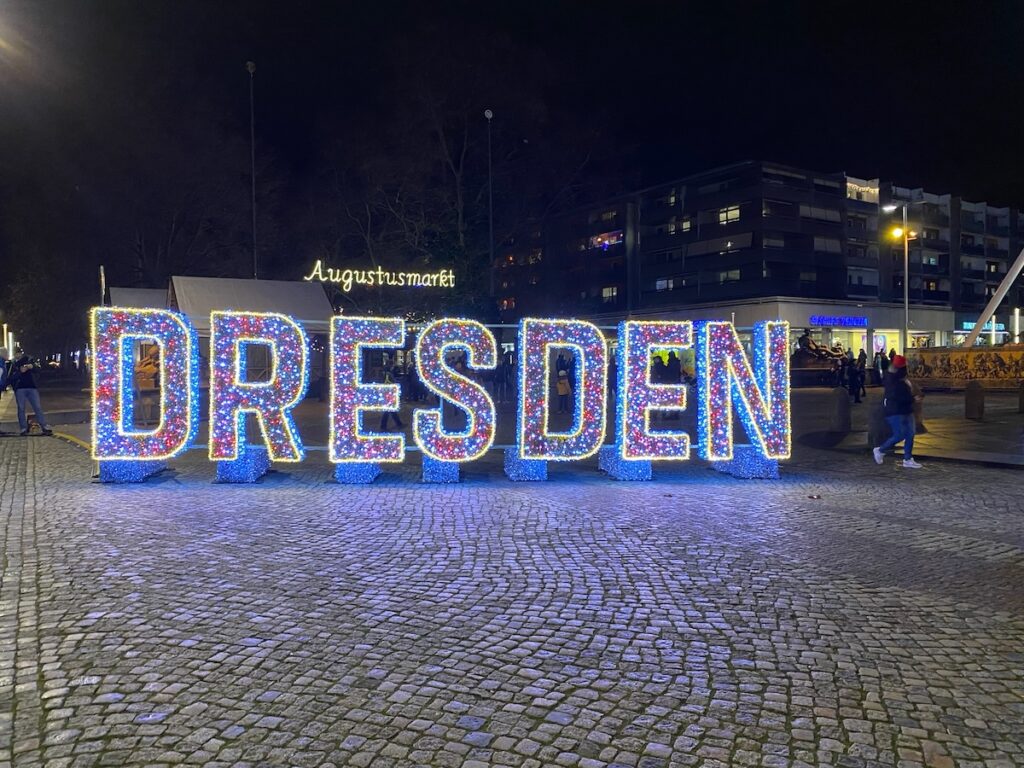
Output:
[883, 200, 924, 354]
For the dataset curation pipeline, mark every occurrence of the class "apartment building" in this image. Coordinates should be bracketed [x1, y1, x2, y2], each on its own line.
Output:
[495, 160, 1024, 350]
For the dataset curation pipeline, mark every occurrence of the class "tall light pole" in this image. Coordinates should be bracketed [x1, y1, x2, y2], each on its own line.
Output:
[883, 201, 921, 353]
[247, 61, 258, 280]
[484, 108, 494, 299]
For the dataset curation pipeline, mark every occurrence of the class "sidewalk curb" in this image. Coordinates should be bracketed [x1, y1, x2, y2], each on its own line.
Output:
[53, 431, 90, 452]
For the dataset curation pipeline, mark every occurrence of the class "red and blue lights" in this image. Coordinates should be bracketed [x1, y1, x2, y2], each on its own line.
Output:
[91, 309, 791, 483]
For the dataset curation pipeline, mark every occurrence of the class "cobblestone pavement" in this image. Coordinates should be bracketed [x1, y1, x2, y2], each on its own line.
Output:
[1, 437, 1023, 768]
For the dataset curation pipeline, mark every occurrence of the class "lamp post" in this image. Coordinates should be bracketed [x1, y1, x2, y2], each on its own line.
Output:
[247, 61, 258, 280]
[882, 201, 921, 353]
[484, 109, 494, 300]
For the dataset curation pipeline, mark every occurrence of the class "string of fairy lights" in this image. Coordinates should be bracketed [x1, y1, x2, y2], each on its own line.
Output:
[696, 320, 791, 462]
[209, 311, 308, 463]
[91, 307, 198, 463]
[89, 309, 792, 483]
[413, 319, 497, 463]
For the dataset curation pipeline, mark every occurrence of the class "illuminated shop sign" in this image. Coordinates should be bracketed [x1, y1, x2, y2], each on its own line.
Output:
[808, 315, 869, 328]
[90, 308, 791, 484]
[960, 321, 1005, 331]
[303, 259, 455, 291]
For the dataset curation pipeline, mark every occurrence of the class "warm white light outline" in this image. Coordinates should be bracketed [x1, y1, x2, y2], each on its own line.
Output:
[90, 307, 196, 461]
[698, 320, 791, 461]
[618, 320, 693, 461]
[329, 316, 406, 464]
[208, 311, 308, 463]
[412, 319, 498, 462]
[517, 318, 607, 461]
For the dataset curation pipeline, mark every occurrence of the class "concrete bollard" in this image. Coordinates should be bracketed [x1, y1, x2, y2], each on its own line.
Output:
[965, 381, 985, 420]
[829, 386, 851, 433]
[1019, 381, 1024, 414]
[867, 402, 889, 448]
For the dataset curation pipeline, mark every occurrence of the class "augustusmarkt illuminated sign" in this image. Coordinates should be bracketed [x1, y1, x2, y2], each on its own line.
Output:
[90, 308, 791, 484]
[303, 259, 455, 292]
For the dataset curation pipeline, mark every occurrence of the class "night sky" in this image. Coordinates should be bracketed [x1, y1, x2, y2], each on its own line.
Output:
[1, 0, 1023, 345]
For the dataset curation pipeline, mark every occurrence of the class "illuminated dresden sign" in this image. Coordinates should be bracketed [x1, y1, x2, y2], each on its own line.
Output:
[303, 259, 455, 292]
[89, 308, 791, 484]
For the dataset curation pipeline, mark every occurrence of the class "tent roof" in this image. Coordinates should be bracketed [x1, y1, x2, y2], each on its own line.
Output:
[108, 287, 167, 309]
[169, 276, 334, 334]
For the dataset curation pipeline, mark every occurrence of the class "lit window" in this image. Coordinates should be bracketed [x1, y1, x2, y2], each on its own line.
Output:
[717, 269, 740, 284]
[925, 280, 938, 291]
[601, 286, 618, 302]
[655, 278, 674, 291]
[680, 216, 691, 232]
[589, 231, 624, 250]
[718, 205, 740, 225]
[600, 210, 617, 222]
[529, 249, 543, 264]
[500, 297, 516, 310]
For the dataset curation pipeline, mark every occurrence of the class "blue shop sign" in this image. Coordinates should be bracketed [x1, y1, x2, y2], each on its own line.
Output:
[808, 315, 869, 328]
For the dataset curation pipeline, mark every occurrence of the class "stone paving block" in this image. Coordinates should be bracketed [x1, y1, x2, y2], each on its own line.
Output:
[2, 437, 1024, 767]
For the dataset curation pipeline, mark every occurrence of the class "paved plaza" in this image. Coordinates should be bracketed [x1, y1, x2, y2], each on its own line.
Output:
[1, 437, 1023, 768]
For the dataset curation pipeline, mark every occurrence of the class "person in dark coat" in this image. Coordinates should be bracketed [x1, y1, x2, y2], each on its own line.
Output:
[847, 360, 862, 403]
[9, 352, 53, 436]
[872, 355, 922, 468]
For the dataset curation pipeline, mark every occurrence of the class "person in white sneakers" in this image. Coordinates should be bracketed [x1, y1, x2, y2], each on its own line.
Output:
[872, 354, 922, 468]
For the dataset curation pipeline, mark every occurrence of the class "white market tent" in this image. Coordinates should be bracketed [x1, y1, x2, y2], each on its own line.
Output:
[108, 287, 168, 309]
[168, 276, 334, 336]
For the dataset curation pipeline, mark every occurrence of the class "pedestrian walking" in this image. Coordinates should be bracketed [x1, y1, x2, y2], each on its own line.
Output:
[8, 351, 53, 436]
[872, 355, 922, 469]
[556, 369, 571, 414]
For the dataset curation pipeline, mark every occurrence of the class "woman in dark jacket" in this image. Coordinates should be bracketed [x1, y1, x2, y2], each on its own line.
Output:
[872, 355, 921, 468]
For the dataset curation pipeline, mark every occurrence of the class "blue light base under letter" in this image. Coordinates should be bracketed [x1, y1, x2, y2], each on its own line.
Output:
[422, 456, 460, 484]
[334, 462, 381, 484]
[216, 445, 271, 484]
[504, 449, 547, 481]
[99, 460, 167, 484]
[598, 446, 652, 481]
[709, 445, 779, 480]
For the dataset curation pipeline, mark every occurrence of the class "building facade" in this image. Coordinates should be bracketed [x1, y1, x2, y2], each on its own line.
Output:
[496, 160, 1024, 351]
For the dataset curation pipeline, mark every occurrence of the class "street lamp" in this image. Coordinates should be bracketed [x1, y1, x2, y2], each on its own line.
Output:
[882, 201, 922, 354]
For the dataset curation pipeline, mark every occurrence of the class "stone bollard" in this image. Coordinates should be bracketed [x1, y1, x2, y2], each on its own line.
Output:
[867, 402, 889, 448]
[965, 381, 985, 420]
[829, 386, 851, 433]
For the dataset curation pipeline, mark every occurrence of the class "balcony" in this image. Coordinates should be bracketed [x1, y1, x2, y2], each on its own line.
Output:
[920, 237, 949, 250]
[847, 285, 880, 298]
[960, 268, 985, 281]
[921, 262, 949, 275]
[987, 223, 1010, 236]
[920, 290, 950, 303]
[985, 271, 1007, 283]
[960, 242, 985, 256]
[986, 246, 1009, 258]
[961, 217, 985, 233]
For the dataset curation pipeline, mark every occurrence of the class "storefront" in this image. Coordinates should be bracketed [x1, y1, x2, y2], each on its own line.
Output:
[625, 297, 956, 357]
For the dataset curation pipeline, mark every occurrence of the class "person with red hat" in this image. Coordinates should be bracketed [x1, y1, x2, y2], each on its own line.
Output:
[872, 354, 923, 468]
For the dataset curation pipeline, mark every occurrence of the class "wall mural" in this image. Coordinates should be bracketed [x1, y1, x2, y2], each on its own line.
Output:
[907, 347, 1024, 386]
